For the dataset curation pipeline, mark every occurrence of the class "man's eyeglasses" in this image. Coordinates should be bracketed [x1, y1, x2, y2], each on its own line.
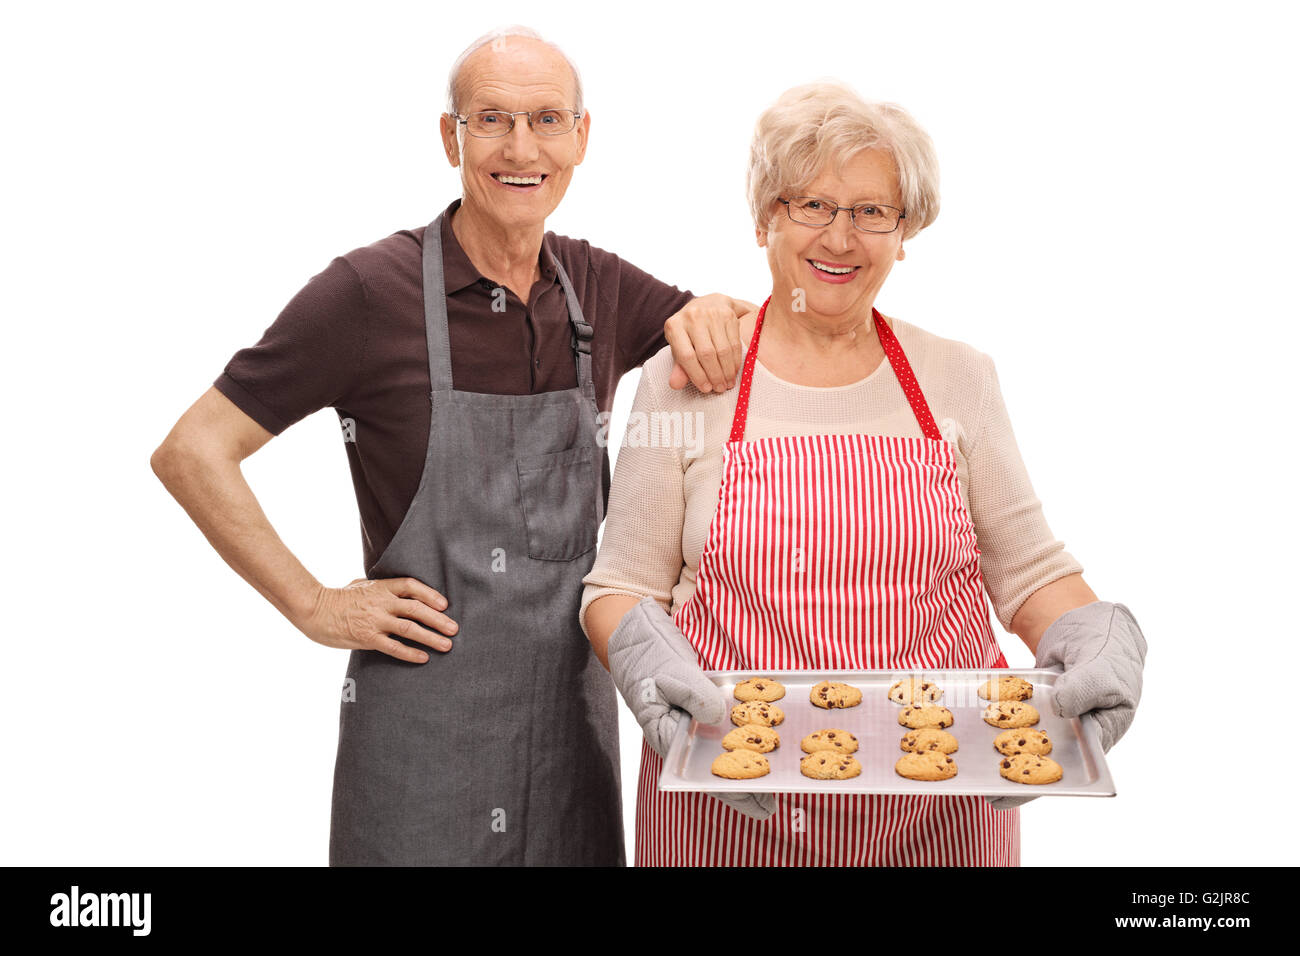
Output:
[779, 196, 906, 234]
[454, 109, 582, 138]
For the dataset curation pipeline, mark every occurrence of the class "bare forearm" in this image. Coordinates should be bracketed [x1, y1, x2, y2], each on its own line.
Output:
[152, 444, 322, 630]
[1009, 573, 1099, 655]
[584, 593, 642, 670]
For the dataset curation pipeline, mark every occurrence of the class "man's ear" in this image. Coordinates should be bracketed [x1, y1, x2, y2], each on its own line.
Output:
[574, 110, 591, 165]
[755, 225, 768, 248]
[439, 113, 460, 167]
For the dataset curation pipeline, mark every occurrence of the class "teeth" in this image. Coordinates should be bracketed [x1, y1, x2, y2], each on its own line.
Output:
[497, 175, 543, 185]
[811, 260, 854, 274]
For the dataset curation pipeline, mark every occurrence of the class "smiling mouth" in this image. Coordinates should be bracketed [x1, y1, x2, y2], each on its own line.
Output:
[809, 259, 859, 275]
[491, 173, 547, 187]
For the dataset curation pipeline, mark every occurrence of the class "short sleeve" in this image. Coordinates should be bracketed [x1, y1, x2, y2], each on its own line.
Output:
[966, 354, 1085, 629]
[586, 243, 694, 375]
[214, 256, 368, 434]
[580, 358, 687, 635]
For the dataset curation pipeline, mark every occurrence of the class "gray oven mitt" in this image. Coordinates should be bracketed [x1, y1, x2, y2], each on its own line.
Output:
[607, 596, 776, 822]
[985, 601, 1147, 812]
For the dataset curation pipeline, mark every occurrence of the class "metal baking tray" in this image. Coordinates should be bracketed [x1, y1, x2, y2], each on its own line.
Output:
[659, 669, 1115, 798]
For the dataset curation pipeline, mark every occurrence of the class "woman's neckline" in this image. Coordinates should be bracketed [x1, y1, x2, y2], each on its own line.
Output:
[746, 314, 900, 392]
[739, 308, 899, 392]
[751, 356, 891, 392]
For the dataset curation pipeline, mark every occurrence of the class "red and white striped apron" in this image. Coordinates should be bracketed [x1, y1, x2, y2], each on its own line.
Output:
[635, 298, 1019, 866]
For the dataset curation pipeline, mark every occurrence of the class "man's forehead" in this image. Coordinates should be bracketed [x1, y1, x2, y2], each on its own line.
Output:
[460, 39, 577, 107]
[463, 73, 574, 106]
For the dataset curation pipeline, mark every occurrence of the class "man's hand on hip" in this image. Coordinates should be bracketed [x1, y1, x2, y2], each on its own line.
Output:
[300, 578, 459, 663]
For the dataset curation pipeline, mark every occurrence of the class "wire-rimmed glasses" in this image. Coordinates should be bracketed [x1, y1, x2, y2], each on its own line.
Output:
[779, 196, 905, 234]
[455, 109, 582, 138]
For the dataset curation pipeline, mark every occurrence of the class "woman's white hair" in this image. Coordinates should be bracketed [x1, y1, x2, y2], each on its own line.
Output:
[445, 26, 584, 116]
[747, 82, 940, 241]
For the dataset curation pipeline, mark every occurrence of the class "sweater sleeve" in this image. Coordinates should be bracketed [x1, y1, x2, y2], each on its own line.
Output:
[966, 353, 1084, 630]
[580, 354, 687, 636]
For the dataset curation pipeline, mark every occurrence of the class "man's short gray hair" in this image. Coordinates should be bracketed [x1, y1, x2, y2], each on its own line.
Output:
[747, 82, 940, 241]
[445, 26, 584, 117]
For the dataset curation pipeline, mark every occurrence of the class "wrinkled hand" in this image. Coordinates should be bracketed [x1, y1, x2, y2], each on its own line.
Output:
[664, 294, 757, 393]
[985, 601, 1147, 811]
[299, 577, 459, 663]
[607, 597, 775, 821]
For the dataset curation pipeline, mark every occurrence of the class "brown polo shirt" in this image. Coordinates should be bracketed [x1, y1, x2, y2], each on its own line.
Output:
[215, 199, 694, 571]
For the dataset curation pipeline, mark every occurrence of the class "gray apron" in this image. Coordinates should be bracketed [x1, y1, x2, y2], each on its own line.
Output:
[328, 212, 624, 866]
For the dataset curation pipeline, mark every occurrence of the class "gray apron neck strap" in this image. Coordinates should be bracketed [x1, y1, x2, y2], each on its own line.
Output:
[550, 245, 594, 395]
[422, 211, 594, 393]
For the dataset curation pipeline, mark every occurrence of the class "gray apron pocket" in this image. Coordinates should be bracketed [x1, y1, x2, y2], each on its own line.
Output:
[516, 445, 598, 561]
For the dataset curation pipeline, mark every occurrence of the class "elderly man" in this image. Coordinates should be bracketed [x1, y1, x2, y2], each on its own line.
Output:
[150, 27, 749, 866]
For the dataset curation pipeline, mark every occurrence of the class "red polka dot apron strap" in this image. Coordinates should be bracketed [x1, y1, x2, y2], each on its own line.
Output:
[728, 297, 770, 444]
[636, 295, 1016, 866]
[872, 309, 942, 441]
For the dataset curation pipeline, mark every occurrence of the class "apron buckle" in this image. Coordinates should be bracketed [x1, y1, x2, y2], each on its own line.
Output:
[571, 325, 593, 356]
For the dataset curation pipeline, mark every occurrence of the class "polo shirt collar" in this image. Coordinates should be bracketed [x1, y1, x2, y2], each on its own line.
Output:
[438, 198, 560, 295]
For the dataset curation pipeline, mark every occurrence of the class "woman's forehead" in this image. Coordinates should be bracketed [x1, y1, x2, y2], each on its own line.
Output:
[801, 150, 901, 202]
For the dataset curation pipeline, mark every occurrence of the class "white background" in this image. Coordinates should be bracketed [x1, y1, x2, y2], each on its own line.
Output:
[3, 0, 1297, 866]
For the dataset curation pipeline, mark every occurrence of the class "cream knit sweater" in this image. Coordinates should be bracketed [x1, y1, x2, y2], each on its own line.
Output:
[580, 316, 1082, 638]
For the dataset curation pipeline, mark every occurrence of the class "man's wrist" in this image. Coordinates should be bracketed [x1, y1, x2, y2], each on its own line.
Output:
[288, 580, 329, 633]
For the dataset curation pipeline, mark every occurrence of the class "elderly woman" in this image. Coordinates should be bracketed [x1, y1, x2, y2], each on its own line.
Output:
[580, 83, 1146, 867]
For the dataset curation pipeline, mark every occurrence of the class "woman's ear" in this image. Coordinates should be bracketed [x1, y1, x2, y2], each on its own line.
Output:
[896, 244, 905, 261]
[756, 225, 767, 248]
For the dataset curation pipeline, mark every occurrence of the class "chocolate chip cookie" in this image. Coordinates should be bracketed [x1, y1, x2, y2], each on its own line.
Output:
[900, 728, 959, 754]
[722, 724, 780, 754]
[799, 752, 862, 779]
[982, 702, 1039, 729]
[809, 680, 863, 709]
[733, 677, 786, 702]
[730, 701, 785, 727]
[977, 675, 1034, 702]
[800, 729, 859, 754]
[993, 728, 1053, 756]
[998, 752, 1063, 784]
[897, 705, 955, 729]
[888, 678, 943, 705]
[895, 750, 958, 781]
[711, 750, 771, 779]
